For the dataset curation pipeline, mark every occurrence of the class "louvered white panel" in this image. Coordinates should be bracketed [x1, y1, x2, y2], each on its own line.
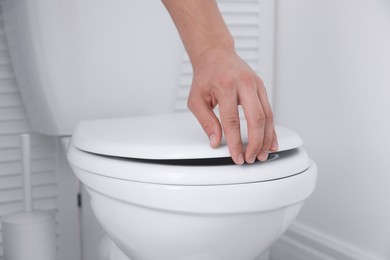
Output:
[175, 0, 273, 112]
[0, 4, 60, 259]
[0, 80, 17, 95]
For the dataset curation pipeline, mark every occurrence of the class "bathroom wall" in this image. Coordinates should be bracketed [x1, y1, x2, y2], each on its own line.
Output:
[272, 0, 390, 259]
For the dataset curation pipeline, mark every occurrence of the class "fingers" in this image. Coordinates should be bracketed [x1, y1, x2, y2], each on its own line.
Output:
[189, 76, 277, 165]
[254, 79, 275, 161]
[239, 77, 276, 163]
[187, 50, 278, 165]
[239, 85, 265, 163]
[271, 128, 278, 152]
[189, 85, 246, 165]
[217, 93, 245, 165]
[187, 97, 222, 149]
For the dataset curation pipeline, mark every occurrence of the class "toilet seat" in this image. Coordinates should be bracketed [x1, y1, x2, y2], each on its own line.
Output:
[68, 145, 310, 186]
[68, 112, 310, 185]
[71, 112, 304, 160]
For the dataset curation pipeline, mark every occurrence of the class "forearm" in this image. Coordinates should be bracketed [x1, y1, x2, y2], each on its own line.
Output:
[163, 0, 277, 165]
[162, 0, 235, 66]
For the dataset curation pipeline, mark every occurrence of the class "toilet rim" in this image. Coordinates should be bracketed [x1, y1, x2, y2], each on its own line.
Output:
[67, 143, 311, 186]
[73, 158, 317, 214]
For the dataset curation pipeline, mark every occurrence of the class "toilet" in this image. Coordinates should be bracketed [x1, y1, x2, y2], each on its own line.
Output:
[3, 0, 317, 260]
[68, 113, 316, 260]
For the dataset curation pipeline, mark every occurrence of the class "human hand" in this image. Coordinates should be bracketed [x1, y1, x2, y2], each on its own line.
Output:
[188, 48, 278, 165]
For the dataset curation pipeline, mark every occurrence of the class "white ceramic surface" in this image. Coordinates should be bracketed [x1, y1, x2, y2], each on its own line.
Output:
[71, 159, 317, 260]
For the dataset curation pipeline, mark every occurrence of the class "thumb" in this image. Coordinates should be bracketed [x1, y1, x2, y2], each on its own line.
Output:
[188, 100, 222, 148]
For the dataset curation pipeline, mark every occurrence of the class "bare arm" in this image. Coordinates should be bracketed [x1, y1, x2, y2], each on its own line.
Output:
[162, 0, 278, 165]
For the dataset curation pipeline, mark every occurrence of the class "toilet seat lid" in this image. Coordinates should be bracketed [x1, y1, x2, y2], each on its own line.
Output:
[71, 112, 304, 160]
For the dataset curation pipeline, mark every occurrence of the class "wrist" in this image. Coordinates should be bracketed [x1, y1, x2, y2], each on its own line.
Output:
[191, 42, 236, 72]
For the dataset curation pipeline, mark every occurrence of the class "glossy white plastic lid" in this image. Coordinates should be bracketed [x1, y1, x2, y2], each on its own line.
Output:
[71, 112, 304, 160]
[68, 144, 311, 185]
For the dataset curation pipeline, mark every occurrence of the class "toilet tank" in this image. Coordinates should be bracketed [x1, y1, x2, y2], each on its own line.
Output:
[3, 0, 184, 135]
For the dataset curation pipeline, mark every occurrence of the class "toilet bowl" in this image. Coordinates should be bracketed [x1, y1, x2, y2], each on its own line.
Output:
[67, 112, 317, 260]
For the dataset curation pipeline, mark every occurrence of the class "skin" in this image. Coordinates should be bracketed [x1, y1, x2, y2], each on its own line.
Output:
[162, 0, 278, 165]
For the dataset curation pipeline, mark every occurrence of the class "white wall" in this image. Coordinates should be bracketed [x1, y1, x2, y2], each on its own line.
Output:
[274, 0, 390, 259]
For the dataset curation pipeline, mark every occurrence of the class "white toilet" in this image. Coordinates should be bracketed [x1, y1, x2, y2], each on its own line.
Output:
[68, 113, 316, 260]
[3, 0, 317, 260]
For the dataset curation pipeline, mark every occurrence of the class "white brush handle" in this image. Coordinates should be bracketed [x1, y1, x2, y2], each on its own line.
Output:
[20, 134, 32, 212]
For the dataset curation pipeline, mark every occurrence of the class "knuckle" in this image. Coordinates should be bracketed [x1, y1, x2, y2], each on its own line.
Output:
[211, 77, 236, 98]
[252, 112, 266, 124]
[187, 93, 209, 112]
[186, 96, 197, 111]
[264, 109, 274, 121]
[224, 116, 241, 129]
[200, 120, 215, 133]
[256, 77, 265, 87]
[213, 87, 235, 101]
[230, 138, 242, 147]
[215, 73, 234, 87]
[238, 70, 256, 87]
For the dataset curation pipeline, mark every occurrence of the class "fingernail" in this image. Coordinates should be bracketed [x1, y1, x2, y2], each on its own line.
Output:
[209, 134, 217, 147]
[271, 140, 278, 151]
[247, 155, 256, 164]
[237, 154, 245, 165]
[258, 151, 269, 162]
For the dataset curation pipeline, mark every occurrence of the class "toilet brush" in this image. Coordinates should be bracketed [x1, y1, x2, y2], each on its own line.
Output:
[1, 134, 56, 260]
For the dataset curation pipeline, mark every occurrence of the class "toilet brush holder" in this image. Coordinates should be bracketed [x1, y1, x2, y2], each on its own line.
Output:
[2, 211, 56, 260]
[1, 134, 56, 260]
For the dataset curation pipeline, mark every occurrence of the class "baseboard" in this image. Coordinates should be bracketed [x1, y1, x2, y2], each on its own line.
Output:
[271, 222, 384, 260]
